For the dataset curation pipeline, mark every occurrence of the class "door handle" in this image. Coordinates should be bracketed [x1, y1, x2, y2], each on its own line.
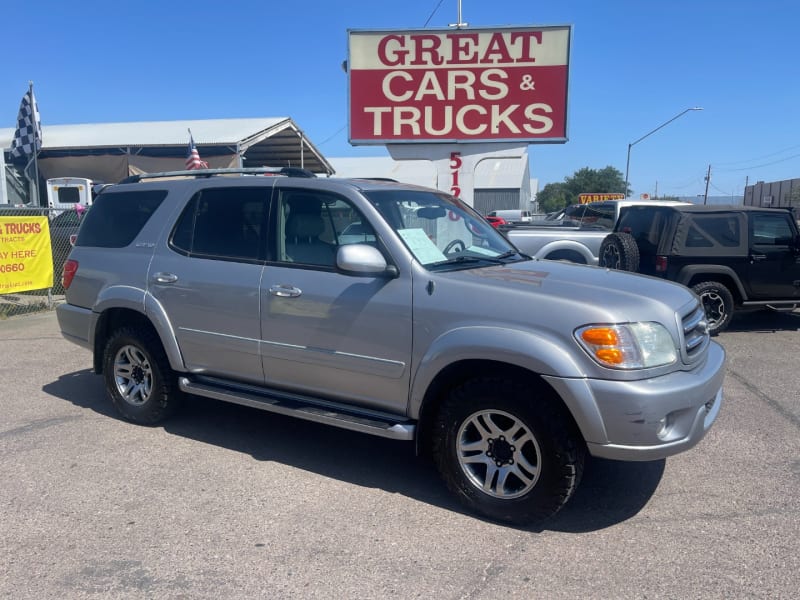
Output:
[269, 284, 302, 298]
[750, 254, 767, 262]
[152, 272, 178, 283]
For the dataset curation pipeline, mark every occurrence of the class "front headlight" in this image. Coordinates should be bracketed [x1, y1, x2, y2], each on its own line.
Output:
[575, 322, 677, 369]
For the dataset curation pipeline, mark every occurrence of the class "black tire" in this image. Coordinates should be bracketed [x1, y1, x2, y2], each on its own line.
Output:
[599, 232, 640, 272]
[692, 280, 735, 335]
[432, 377, 585, 526]
[102, 326, 183, 424]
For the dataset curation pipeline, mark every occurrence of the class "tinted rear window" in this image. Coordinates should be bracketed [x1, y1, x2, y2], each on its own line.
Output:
[617, 207, 675, 254]
[76, 190, 167, 248]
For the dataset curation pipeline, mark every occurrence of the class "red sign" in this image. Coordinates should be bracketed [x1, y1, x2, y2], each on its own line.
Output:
[348, 26, 571, 144]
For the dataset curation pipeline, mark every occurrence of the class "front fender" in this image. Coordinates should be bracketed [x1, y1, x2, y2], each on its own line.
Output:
[408, 326, 586, 418]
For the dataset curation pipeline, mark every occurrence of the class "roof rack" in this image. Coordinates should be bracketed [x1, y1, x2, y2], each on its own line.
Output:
[117, 166, 316, 184]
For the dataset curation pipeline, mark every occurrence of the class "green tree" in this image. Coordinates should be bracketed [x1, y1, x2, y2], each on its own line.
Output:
[566, 166, 627, 199]
[536, 182, 569, 213]
[538, 166, 628, 212]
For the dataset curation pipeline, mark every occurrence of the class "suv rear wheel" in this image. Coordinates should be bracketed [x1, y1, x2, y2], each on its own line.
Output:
[692, 281, 734, 334]
[432, 377, 585, 526]
[103, 326, 182, 424]
[599, 232, 640, 272]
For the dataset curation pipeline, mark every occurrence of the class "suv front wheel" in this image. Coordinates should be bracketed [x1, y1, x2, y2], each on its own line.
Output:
[692, 281, 734, 334]
[103, 326, 183, 424]
[432, 377, 585, 526]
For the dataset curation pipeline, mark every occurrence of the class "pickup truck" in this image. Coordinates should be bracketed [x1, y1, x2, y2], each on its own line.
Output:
[503, 199, 688, 264]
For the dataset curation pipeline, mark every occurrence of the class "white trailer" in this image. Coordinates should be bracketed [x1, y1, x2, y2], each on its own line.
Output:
[46, 177, 94, 213]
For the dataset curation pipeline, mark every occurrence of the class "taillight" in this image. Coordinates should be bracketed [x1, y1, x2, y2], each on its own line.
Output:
[62, 259, 78, 290]
[655, 255, 668, 272]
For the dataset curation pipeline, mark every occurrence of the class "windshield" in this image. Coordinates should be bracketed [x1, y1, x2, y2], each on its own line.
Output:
[363, 189, 524, 270]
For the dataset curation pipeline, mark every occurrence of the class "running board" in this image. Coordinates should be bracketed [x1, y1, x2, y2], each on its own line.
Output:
[741, 300, 798, 309]
[178, 377, 415, 440]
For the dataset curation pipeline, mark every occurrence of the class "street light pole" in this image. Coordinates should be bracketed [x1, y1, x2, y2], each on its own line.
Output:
[624, 107, 703, 198]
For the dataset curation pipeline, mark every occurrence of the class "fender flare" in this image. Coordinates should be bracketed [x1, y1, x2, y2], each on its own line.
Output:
[533, 239, 599, 265]
[408, 325, 587, 419]
[92, 286, 185, 372]
[675, 265, 747, 301]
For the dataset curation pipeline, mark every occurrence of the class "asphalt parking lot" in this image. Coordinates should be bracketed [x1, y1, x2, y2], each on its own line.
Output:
[1, 309, 799, 599]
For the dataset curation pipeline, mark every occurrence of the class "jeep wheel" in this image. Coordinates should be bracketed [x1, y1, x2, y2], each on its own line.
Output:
[599, 232, 640, 271]
[692, 281, 734, 334]
[103, 326, 182, 424]
[432, 378, 585, 526]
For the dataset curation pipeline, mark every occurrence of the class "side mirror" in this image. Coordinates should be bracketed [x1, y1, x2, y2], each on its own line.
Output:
[337, 244, 398, 278]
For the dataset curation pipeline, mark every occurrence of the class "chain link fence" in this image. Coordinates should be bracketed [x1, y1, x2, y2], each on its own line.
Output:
[0, 206, 81, 320]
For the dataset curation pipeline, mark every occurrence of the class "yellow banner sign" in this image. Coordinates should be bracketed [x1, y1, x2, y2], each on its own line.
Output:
[0, 216, 54, 294]
[578, 193, 625, 204]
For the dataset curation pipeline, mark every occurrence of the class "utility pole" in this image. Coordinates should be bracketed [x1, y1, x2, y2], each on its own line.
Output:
[654, 180, 658, 199]
[744, 176, 749, 205]
[703, 164, 712, 205]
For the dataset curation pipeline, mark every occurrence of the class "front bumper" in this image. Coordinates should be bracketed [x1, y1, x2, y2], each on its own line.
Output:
[543, 341, 726, 461]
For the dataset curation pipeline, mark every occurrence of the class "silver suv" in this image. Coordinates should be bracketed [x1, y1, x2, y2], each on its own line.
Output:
[57, 169, 725, 525]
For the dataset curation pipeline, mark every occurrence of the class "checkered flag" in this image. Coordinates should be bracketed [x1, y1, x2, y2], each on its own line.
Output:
[10, 87, 42, 160]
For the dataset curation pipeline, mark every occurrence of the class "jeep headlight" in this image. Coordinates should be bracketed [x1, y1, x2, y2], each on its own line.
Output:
[575, 322, 677, 369]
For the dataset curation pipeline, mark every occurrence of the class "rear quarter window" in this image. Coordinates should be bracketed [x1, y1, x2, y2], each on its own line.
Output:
[673, 213, 747, 255]
[76, 190, 167, 248]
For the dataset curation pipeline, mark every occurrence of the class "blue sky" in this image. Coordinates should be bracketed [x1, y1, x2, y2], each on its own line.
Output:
[3, 0, 798, 199]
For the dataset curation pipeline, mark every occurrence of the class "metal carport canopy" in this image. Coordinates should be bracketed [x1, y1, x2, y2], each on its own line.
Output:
[0, 117, 335, 175]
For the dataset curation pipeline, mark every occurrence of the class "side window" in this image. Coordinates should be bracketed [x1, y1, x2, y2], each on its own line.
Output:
[685, 215, 741, 248]
[76, 190, 167, 248]
[752, 214, 794, 246]
[170, 187, 266, 262]
[275, 190, 375, 267]
[685, 224, 714, 248]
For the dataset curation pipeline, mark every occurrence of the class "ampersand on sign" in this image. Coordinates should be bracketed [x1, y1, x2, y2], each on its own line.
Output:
[520, 74, 535, 91]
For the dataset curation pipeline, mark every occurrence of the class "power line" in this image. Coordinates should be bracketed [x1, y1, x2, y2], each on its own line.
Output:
[423, 0, 446, 27]
[316, 1, 447, 148]
[316, 125, 347, 146]
[714, 143, 800, 166]
[715, 152, 800, 173]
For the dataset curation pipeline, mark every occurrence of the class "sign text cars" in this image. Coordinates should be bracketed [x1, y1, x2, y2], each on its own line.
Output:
[348, 26, 571, 144]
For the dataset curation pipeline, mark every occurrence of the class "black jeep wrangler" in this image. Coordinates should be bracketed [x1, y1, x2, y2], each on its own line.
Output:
[599, 204, 800, 333]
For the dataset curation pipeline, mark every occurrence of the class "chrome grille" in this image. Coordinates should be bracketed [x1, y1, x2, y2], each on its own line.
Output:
[681, 303, 710, 362]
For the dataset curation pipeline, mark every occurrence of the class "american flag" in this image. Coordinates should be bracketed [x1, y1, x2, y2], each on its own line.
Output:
[11, 87, 42, 160]
[185, 132, 208, 170]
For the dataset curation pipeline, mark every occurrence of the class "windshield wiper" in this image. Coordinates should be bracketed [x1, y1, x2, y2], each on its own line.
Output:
[430, 252, 519, 269]
[493, 250, 522, 260]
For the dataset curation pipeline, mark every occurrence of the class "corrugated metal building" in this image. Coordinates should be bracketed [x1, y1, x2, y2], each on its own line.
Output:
[744, 178, 800, 209]
[328, 155, 537, 214]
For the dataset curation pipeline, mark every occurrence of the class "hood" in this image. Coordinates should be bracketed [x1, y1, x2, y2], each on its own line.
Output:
[435, 259, 697, 328]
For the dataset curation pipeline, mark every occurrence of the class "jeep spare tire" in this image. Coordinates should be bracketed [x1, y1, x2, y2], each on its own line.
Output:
[599, 232, 640, 272]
